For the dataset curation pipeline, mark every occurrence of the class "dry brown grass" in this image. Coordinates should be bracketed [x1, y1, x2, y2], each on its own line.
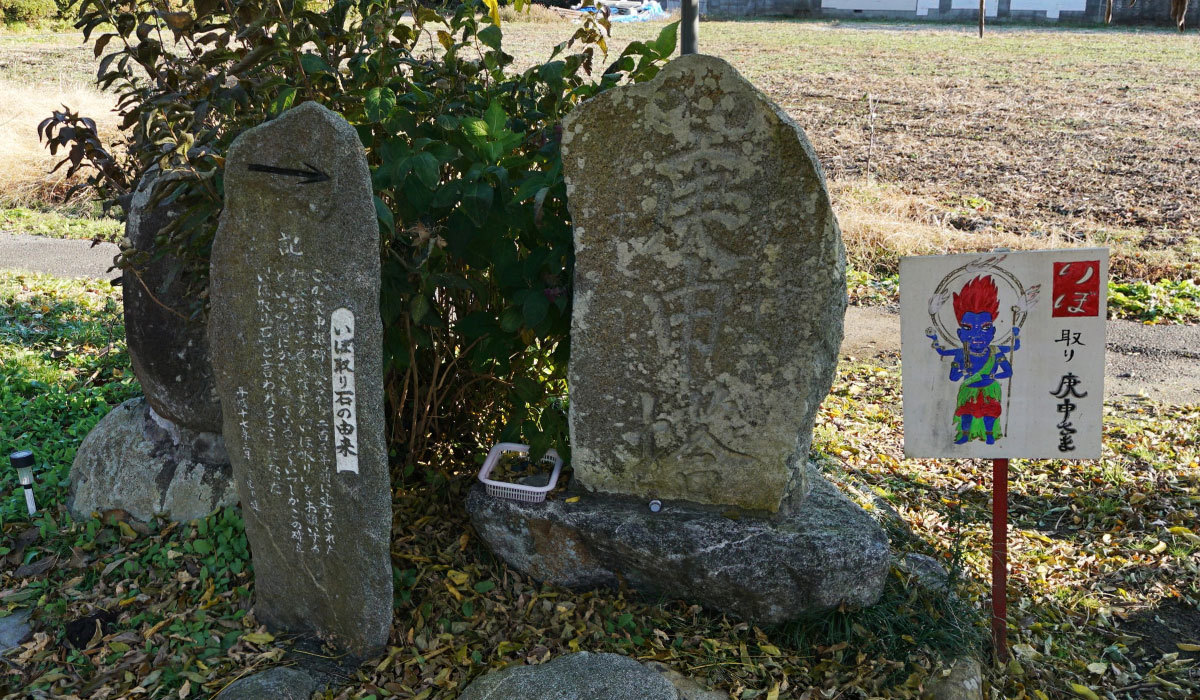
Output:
[0, 76, 118, 207]
[497, 3, 572, 23]
[829, 178, 1073, 271]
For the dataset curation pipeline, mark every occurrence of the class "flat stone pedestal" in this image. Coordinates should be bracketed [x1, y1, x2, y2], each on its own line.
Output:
[467, 464, 890, 624]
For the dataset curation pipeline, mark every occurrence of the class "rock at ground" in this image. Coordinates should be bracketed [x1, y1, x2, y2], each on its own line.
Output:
[562, 54, 845, 513]
[0, 609, 32, 654]
[457, 652, 681, 700]
[208, 101, 391, 660]
[220, 666, 324, 700]
[643, 661, 728, 700]
[897, 552, 951, 594]
[123, 168, 222, 433]
[467, 463, 889, 624]
[924, 658, 983, 700]
[68, 397, 236, 522]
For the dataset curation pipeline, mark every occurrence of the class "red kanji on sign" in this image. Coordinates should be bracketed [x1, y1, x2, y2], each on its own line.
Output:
[1052, 261, 1101, 317]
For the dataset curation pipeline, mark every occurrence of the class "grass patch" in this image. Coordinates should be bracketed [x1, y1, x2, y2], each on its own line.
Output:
[848, 268, 1200, 324]
[0, 206, 122, 241]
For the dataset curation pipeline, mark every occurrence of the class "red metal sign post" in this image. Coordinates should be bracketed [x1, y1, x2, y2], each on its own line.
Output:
[991, 457, 1009, 663]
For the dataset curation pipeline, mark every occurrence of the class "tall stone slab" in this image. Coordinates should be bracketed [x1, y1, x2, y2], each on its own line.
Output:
[562, 54, 846, 513]
[209, 102, 391, 659]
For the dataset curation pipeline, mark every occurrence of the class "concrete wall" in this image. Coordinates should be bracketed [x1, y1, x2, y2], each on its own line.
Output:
[702, 0, 1199, 25]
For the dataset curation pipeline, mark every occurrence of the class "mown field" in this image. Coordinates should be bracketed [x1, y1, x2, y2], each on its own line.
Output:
[2, 18, 1199, 286]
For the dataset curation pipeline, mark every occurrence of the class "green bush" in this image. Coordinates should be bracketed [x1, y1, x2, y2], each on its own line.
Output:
[40, 0, 678, 476]
[0, 0, 58, 23]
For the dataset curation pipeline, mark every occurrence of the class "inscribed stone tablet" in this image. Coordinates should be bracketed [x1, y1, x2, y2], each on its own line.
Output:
[208, 102, 391, 659]
[562, 55, 846, 513]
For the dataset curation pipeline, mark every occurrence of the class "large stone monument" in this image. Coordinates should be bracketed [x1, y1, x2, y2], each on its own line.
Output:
[208, 101, 392, 660]
[69, 169, 236, 522]
[468, 55, 889, 623]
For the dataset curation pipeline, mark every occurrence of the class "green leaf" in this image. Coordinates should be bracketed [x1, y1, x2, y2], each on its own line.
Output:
[462, 182, 493, 226]
[410, 295, 430, 324]
[299, 53, 333, 75]
[462, 117, 488, 139]
[193, 539, 212, 555]
[483, 101, 507, 136]
[500, 307, 522, 333]
[365, 87, 396, 123]
[474, 580, 496, 594]
[271, 87, 297, 116]
[478, 24, 502, 52]
[652, 21, 680, 59]
[522, 290, 549, 328]
[374, 196, 395, 236]
[411, 152, 440, 189]
[514, 174, 548, 203]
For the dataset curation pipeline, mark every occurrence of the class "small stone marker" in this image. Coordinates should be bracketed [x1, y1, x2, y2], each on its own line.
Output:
[562, 54, 846, 513]
[209, 102, 391, 659]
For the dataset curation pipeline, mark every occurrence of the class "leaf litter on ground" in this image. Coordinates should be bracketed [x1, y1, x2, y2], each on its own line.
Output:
[2, 270, 1199, 699]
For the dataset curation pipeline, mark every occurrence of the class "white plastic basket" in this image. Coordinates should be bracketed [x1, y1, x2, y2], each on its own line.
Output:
[478, 442, 563, 503]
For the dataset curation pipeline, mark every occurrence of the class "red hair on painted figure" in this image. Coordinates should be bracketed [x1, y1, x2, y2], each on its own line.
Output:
[953, 275, 1000, 322]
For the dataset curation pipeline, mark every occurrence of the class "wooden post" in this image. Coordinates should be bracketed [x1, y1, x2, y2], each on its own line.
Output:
[992, 457, 1009, 663]
[978, 0, 985, 38]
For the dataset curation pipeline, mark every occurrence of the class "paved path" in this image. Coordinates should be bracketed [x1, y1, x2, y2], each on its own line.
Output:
[1, 233, 1196, 405]
[0, 233, 119, 280]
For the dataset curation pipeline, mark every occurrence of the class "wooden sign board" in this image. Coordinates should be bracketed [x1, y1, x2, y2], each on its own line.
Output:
[901, 249, 1107, 459]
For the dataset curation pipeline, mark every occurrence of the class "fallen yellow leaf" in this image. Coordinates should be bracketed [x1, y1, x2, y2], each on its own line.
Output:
[1149, 541, 1168, 555]
[242, 631, 275, 644]
[1068, 682, 1099, 700]
[767, 683, 779, 700]
[1176, 642, 1200, 652]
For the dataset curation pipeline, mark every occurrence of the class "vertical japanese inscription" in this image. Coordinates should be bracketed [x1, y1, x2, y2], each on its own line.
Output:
[208, 101, 391, 659]
[329, 308, 358, 474]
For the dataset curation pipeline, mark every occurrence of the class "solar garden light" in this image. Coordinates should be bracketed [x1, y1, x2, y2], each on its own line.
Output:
[10, 450, 37, 516]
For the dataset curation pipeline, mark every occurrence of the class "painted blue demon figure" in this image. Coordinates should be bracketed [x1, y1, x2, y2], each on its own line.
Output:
[925, 275, 1020, 445]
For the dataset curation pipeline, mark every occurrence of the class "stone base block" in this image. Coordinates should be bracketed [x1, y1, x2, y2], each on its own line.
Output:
[467, 464, 890, 624]
[458, 652, 720, 700]
[68, 397, 237, 522]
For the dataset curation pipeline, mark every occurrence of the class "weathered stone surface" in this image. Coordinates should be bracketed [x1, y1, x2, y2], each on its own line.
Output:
[457, 652, 681, 700]
[209, 101, 391, 660]
[467, 464, 889, 623]
[924, 658, 983, 700]
[643, 661, 729, 700]
[220, 667, 324, 700]
[897, 552, 951, 594]
[123, 169, 222, 433]
[0, 609, 32, 654]
[67, 397, 236, 522]
[562, 54, 846, 513]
